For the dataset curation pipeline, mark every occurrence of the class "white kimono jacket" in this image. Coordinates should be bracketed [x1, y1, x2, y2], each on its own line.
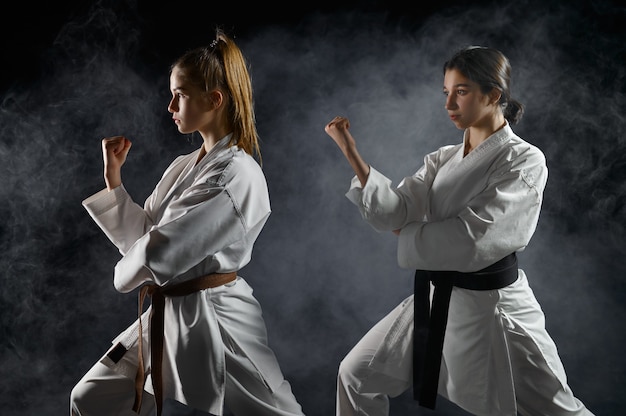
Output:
[82, 134, 284, 415]
[346, 124, 570, 415]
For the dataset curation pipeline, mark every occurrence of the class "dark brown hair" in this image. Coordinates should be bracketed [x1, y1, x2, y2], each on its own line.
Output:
[444, 46, 524, 125]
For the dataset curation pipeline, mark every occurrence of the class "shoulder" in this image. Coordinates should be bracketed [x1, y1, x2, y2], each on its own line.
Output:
[502, 132, 546, 168]
[437, 143, 461, 155]
[426, 143, 462, 164]
[207, 147, 269, 197]
[190, 145, 260, 183]
[495, 130, 548, 190]
[224, 147, 265, 181]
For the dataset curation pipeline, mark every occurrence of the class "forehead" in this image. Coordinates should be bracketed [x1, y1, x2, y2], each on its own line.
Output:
[169, 67, 197, 91]
[169, 67, 186, 87]
[443, 68, 476, 88]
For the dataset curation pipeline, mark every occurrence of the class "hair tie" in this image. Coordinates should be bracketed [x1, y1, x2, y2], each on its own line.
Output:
[210, 39, 218, 48]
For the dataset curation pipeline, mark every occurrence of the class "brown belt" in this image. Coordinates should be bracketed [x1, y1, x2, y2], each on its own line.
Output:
[412, 253, 518, 409]
[132, 272, 237, 416]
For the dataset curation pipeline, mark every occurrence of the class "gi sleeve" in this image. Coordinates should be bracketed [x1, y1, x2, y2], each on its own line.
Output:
[84, 154, 270, 293]
[112, 181, 248, 292]
[345, 148, 445, 232]
[398, 145, 548, 272]
[82, 185, 155, 254]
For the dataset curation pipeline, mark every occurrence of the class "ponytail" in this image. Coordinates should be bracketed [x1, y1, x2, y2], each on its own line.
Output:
[503, 99, 524, 125]
[215, 30, 261, 162]
[171, 28, 261, 163]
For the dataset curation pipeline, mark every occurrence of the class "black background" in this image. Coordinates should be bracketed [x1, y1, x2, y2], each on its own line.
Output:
[1, 0, 624, 415]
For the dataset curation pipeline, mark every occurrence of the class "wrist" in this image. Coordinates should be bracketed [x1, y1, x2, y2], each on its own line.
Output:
[104, 172, 121, 191]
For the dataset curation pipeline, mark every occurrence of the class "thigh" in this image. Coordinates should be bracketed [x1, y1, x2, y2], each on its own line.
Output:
[70, 357, 155, 415]
[223, 347, 304, 416]
[340, 299, 413, 396]
[506, 321, 591, 416]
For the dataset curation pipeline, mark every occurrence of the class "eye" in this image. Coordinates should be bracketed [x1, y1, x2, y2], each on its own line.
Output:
[457, 89, 467, 96]
[171, 89, 187, 99]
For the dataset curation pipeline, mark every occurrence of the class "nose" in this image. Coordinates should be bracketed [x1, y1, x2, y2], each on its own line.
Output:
[445, 94, 457, 110]
[168, 97, 177, 113]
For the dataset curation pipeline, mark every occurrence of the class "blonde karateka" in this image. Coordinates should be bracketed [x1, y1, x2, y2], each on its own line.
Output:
[70, 28, 305, 416]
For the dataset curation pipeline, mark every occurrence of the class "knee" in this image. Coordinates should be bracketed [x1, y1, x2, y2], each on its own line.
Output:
[337, 353, 362, 386]
[70, 379, 89, 415]
[337, 357, 351, 379]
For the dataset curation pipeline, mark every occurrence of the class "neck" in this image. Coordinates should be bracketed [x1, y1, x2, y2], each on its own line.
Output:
[195, 130, 232, 165]
[465, 116, 507, 154]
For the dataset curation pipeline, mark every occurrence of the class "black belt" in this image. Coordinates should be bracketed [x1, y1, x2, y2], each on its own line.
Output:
[412, 253, 518, 409]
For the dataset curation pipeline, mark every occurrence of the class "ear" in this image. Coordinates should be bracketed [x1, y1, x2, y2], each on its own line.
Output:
[489, 88, 502, 106]
[206, 90, 224, 110]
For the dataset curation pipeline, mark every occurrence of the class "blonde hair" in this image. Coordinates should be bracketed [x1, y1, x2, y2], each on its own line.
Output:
[171, 28, 261, 162]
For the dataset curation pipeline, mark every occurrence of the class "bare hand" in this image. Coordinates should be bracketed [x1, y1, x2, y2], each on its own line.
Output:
[324, 116, 370, 186]
[324, 116, 355, 152]
[102, 136, 132, 190]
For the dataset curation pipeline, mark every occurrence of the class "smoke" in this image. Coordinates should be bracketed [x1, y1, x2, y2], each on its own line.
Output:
[0, 1, 178, 413]
[0, 0, 623, 414]
[240, 3, 626, 413]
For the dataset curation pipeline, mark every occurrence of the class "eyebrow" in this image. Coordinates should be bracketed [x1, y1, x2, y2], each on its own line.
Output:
[171, 86, 190, 93]
[443, 83, 472, 89]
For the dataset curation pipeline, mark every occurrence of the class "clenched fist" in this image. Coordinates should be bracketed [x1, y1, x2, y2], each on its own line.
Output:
[101, 136, 132, 190]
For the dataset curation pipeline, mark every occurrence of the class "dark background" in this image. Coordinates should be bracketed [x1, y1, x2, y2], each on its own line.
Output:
[1, 0, 624, 414]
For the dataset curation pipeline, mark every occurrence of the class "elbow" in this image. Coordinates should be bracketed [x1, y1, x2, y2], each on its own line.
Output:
[396, 223, 422, 269]
[398, 254, 418, 270]
[113, 277, 133, 293]
[113, 264, 143, 293]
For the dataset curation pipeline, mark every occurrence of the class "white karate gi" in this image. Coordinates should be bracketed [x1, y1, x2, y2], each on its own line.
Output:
[337, 124, 593, 416]
[71, 134, 304, 416]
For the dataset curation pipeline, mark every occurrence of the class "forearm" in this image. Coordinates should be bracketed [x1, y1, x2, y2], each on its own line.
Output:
[113, 198, 247, 291]
[341, 143, 370, 187]
[104, 167, 122, 191]
[325, 116, 370, 186]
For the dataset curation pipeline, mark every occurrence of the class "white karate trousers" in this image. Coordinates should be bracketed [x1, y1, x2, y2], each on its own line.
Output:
[336, 295, 594, 416]
[70, 340, 304, 416]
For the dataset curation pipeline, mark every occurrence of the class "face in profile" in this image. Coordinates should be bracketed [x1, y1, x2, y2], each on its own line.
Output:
[443, 68, 496, 131]
[167, 67, 212, 135]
